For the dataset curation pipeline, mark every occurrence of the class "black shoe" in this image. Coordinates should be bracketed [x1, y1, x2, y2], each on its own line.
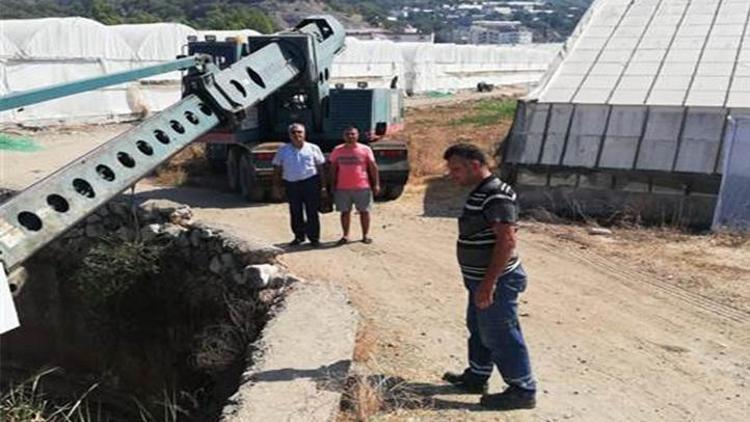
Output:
[309, 240, 321, 247]
[442, 370, 488, 394]
[289, 238, 304, 246]
[480, 386, 536, 410]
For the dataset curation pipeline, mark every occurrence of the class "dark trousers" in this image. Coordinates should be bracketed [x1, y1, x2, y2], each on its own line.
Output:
[465, 265, 536, 391]
[284, 175, 321, 242]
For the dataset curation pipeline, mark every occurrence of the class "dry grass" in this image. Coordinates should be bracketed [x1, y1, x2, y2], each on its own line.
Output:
[338, 372, 429, 422]
[152, 144, 207, 186]
[352, 322, 378, 363]
[338, 322, 432, 422]
[340, 375, 385, 421]
[154, 166, 188, 186]
[711, 231, 750, 248]
[1, 368, 101, 422]
[340, 322, 433, 421]
[337, 323, 386, 420]
[399, 98, 514, 183]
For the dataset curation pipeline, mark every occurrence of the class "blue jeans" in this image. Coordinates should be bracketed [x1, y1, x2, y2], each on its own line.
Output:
[464, 265, 536, 391]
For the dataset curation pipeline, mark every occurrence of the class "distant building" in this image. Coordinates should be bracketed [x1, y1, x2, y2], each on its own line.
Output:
[457, 4, 483, 11]
[346, 28, 434, 43]
[452, 20, 532, 45]
[493, 7, 513, 15]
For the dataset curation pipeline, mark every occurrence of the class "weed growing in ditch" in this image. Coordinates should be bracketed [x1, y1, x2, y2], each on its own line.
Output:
[73, 237, 164, 307]
[0, 368, 100, 422]
[46, 233, 276, 420]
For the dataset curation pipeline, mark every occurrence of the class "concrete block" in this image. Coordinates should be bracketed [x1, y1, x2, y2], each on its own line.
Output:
[221, 233, 284, 265]
[139, 223, 161, 242]
[222, 283, 358, 422]
[578, 173, 614, 190]
[517, 168, 549, 186]
[549, 172, 578, 187]
[242, 264, 295, 290]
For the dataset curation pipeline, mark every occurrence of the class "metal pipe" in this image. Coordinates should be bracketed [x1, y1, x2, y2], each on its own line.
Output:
[0, 55, 205, 112]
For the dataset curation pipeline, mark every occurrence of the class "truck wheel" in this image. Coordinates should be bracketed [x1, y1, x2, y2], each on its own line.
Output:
[385, 184, 405, 200]
[226, 148, 241, 192]
[269, 184, 285, 202]
[209, 159, 226, 174]
[238, 152, 266, 202]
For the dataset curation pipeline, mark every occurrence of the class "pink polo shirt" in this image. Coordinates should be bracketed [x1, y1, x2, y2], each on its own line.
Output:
[330, 143, 375, 190]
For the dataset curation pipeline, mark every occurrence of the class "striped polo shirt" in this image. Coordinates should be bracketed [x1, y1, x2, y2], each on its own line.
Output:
[457, 175, 520, 282]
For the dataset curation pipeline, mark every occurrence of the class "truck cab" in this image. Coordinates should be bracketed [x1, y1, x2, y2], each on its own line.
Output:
[184, 33, 409, 201]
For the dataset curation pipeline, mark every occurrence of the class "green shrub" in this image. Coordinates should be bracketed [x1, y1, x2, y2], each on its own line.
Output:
[73, 238, 164, 307]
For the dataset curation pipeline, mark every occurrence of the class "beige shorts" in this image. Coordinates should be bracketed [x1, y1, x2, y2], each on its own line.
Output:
[334, 189, 373, 212]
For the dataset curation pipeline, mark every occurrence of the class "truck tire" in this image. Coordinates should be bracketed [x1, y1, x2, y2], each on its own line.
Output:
[384, 184, 405, 200]
[238, 152, 266, 202]
[268, 184, 285, 202]
[226, 148, 241, 192]
[209, 159, 226, 174]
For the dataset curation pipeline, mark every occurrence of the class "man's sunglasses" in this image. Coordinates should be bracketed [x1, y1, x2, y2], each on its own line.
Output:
[291, 130, 304, 134]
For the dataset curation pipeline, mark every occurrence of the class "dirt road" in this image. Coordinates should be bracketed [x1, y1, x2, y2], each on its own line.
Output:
[133, 182, 749, 422]
[2, 96, 749, 420]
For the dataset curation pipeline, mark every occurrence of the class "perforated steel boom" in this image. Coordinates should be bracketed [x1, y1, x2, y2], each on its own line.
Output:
[0, 16, 345, 273]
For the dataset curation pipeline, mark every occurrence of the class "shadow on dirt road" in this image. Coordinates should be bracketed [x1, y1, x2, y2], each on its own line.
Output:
[134, 184, 266, 210]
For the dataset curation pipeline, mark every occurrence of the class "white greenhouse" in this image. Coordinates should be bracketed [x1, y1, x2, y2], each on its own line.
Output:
[502, 0, 750, 230]
[0, 17, 559, 125]
[0, 17, 138, 123]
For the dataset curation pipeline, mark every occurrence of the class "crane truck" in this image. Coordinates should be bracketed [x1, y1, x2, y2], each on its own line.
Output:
[0, 16, 406, 278]
[185, 23, 409, 202]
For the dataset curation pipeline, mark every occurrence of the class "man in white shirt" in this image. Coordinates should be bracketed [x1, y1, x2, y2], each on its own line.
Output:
[272, 123, 327, 246]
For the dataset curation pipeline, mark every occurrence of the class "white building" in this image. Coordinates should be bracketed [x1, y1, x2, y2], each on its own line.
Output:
[346, 28, 434, 43]
[465, 20, 533, 45]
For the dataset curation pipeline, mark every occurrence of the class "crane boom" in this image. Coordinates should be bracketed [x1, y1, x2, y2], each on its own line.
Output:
[0, 16, 345, 273]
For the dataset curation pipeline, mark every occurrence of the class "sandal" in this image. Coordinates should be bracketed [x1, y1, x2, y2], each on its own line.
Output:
[336, 237, 349, 246]
[362, 237, 373, 244]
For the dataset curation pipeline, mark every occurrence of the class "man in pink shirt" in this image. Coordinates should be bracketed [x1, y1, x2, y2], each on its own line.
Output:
[329, 126, 380, 245]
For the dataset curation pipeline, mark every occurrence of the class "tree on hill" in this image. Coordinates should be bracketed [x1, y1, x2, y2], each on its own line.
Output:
[90, 0, 122, 25]
[199, 4, 276, 32]
[0, 0, 278, 33]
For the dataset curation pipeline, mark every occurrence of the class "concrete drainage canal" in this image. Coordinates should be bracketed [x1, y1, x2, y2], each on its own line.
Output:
[0, 197, 295, 421]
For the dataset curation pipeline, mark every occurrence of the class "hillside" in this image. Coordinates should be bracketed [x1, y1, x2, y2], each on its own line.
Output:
[0, 0, 591, 40]
[0, 0, 368, 32]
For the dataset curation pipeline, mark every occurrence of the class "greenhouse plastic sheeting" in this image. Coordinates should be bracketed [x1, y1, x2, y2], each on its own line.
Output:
[0, 17, 560, 125]
[114, 23, 198, 60]
[1, 18, 135, 59]
[401, 42, 558, 93]
[330, 37, 405, 88]
[112, 23, 198, 83]
[713, 115, 750, 231]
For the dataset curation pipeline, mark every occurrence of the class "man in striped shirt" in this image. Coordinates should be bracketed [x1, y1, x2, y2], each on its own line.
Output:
[441, 143, 537, 410]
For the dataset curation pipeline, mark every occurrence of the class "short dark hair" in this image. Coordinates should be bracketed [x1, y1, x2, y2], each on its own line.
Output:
[443, 143, 487, 165]
[288, 122, 305, 133]
[343, 125, 359, 132]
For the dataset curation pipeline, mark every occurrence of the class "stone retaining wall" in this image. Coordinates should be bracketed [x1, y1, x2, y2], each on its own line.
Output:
[3, 194, 356, 421]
